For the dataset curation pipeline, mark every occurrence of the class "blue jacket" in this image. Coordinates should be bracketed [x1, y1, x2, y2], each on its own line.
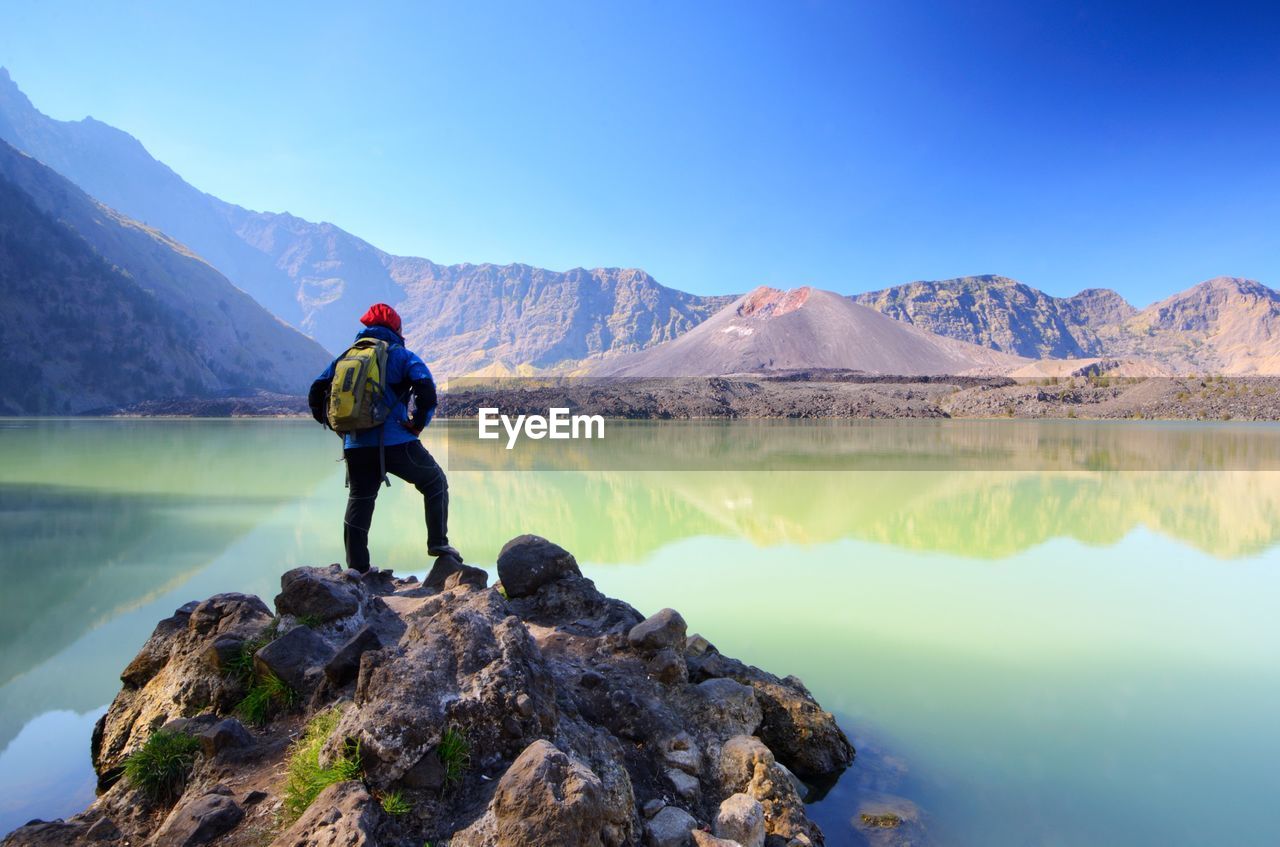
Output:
[309, 325, 437, 449]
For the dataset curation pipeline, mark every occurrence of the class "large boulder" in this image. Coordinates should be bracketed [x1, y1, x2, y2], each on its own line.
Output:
[93, 593, 275, 779]
[496, 535, 580, 597]
[491, 740, 608, 846]
[334, 586, 559, 787]
[151, 788, 244, 847]
[274, 566, 361, 623]
[269, 781, 378, 847]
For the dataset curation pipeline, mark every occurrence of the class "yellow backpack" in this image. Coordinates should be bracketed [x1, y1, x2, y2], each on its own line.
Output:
[326, 338, 392, 433]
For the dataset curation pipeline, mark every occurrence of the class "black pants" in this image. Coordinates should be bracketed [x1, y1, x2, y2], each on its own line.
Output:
[344, 441, 448, 572]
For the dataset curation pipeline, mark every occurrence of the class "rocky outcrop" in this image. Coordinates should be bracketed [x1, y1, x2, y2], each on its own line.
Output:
[3, 535, 854, 847]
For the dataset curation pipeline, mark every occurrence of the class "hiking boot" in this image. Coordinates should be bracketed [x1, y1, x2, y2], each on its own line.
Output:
[428, 545, 464, 562]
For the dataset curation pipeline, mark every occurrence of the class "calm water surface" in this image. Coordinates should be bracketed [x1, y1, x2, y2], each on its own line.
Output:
[1, 419, 1278, 845]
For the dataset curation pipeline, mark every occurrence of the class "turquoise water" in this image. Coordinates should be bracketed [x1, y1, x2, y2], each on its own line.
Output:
[1, 419, 1278, 844]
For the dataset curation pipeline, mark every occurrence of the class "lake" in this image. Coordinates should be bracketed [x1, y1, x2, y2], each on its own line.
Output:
[1, 418, 1278, 845]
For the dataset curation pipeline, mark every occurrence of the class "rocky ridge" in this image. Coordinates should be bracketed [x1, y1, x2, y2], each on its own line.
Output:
[2, 536, 853, 847]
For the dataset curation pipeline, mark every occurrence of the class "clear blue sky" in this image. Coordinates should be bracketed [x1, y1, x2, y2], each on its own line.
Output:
[2, 0, 1278, 304]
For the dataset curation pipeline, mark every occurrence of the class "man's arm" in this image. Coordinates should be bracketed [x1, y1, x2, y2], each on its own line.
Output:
[308, 361, 336, 426]
[405, 353, 437, 432]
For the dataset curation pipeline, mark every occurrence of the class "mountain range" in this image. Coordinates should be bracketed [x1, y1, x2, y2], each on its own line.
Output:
[0, 139, 329, 414]
[2, 66, 1280, 401]
[0, 68, 730, 373]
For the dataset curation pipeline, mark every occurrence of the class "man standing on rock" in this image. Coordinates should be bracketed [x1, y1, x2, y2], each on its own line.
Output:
[308, 303, 462, 572]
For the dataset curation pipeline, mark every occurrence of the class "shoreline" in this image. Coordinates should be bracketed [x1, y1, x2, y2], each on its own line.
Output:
[54, 374, 1280, 422]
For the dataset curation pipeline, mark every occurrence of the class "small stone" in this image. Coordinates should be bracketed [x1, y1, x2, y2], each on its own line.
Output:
[686, 634, 716, 657]
[666, 768, 700, 801]
[580, 670, 605, 689]
[715, 793, 765, 847]
[662, 732, 701, 774]
[444, 564, 489, 590]
[242, 790, 268, 806]
[646, 805, 698, 847]
[197, 718, 253, 757]
[642, 799, 667, 819]
[514, 692, 534, 716]
[628, 608, 687, 653]
[648, 647, 688, 684]
[495, 535, 581, 598]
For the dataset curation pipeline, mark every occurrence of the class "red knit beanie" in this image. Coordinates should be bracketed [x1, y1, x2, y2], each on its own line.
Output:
[360, 303, 402, 334]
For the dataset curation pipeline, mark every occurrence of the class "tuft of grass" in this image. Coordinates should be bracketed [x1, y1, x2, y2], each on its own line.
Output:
[437, 727, 470, 789]
[122, 730, 201, 803]
[224, 618, 281, 688]
[379, 789, 412, 816]
[297, 614, 324, 629]
[283, 706, 363, 822]
[235, 669, 298, 726]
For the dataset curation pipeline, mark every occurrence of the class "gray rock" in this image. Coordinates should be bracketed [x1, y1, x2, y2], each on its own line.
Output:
[496, 535, 581, 598]
[648, 647, 688, 684]
[444, 564, 490, 590]
[685, 634, 716, 657]
[0, 821, 90, 846]
[691, 832, 740, 847]
[274, 566, 360, 623]
[323, 626, 382, 687]
[204, 634, 245, 672]
[492, 740, 608, 846]
[197, 718, 253, 757]
[188, 593, 272, 636]
[715, 793, 764, 847]
[425, 556, 489, 590]
[718, 735, 774, 792]
[666, 767, 700, 802]
[642, 799, 667, 819]
[628, 608, 687, 653]
[400, 746, 446, 790]
[694, 678, 762, 739]
[645, 805, 697, 847]
[152, 791, 244, 847]
[85, 817, 121, 841]
[662, 732, 701, 774]
[268, 781, 377, 847]
[254, 625, 334, 693]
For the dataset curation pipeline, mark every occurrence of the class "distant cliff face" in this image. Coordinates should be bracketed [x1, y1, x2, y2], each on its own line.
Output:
[852, 275, 1136, 359]
[854, 274, 1280, 375]
[1102, 277, 1280, 375]
[0, 141, 331, 414]
[0, 69, 731, 369]
[386, 259, 734, 375]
